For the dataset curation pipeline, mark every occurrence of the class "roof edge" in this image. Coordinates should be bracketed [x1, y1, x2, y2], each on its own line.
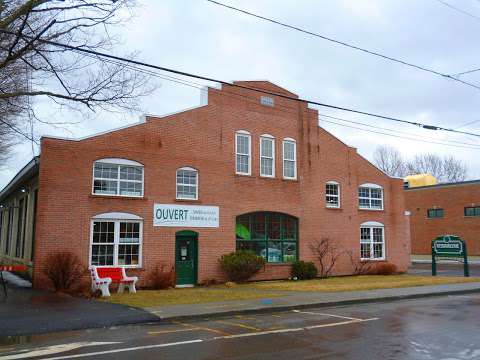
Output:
[0, 156, 40, 203]
[404, 179, 480, 191]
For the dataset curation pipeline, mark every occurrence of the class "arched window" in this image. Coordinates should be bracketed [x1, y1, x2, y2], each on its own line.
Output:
[236, 130, 251, 175]
[260, 134, 275, 177]
[325, 181, 340, 208]
[90, 212, 143, 267]
[360, 221, 385, 260]
[358, 183, 383, 210]
[92, 158, 144, 197]
[176, 167, 198, 200]
[236, 212, 298, 263]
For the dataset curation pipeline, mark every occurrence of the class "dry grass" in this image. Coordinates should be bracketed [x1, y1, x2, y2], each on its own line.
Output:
[101, 275, 480, 308]
[243, 275, 480, 292]
[103, 288, 283, 308]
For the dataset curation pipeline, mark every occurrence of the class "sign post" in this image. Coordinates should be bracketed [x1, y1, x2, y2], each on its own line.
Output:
[431, 235, 469, 277]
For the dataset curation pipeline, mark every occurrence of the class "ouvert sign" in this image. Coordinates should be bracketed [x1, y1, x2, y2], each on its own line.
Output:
[153, 204, 220, 228]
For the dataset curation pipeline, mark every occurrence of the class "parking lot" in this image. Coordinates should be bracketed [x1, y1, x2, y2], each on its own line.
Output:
[2, 293, 480, 359]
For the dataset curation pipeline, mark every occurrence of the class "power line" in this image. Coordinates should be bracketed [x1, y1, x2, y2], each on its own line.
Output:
[320, 118, 480, 150]
[80, 50, 480, 150]
[205, 0, 480, 92]
[318, 113, 480, 149]
[435, 0, 480, 21]
[2, 28, 480, 140]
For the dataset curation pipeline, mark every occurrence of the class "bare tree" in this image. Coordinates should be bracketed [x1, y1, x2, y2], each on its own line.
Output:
[405, 153, 467, 183]
[309, 237, 344, 278]
[0, 0, 154, 157]
[373, 145, 406, 177]
[372, 145, 468, 183]
[346, 250, 372, 275]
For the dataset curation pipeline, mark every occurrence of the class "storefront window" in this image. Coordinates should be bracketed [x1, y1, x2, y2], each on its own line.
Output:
[236, 212, 298, 263]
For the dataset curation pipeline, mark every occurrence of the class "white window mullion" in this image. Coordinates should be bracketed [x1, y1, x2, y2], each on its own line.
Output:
[114, 221, 119, 266]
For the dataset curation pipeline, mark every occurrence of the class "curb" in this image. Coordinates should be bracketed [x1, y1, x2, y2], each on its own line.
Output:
[147, 286, 480, 323]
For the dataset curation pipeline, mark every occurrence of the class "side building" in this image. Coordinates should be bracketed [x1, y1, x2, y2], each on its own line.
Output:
[0, 81, 411, 288]
[405, 180, 480, 257]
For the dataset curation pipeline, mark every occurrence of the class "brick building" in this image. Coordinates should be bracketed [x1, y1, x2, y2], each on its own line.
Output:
[0, 81, 410, 289]
[405, 180, 480, 256]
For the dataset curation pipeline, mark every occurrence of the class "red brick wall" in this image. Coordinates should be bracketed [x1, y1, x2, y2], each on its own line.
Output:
[405, 183, 480, 255]
[33, 81, 410, 289]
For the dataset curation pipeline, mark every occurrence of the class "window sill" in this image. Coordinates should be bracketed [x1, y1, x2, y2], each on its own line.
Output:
[90, 194, 147, 201]
[359, 208, 384, 212]
[326, 206, 342, 210]
[265, 262, 294, 266]
[174, 198, 201, 203]
[360, 258, 386, 262]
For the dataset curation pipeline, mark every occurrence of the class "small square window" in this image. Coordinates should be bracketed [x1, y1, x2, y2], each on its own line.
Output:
[260, 96, 274, 107]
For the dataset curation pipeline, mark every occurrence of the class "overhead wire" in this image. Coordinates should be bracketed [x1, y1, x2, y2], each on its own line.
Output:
[206, 0, 480, 92]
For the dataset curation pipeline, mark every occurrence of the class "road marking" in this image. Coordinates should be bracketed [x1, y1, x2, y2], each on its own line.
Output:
[292, 310, 361, 321]
[305, 318, 379, 330]
[0, 342, 120, 360]
[271, 314, 282, 318]
[215, 320, 262, 332]
[37, 340, 203, 360]
[173, 321, 231, 336]
[148, 328, 201, 335]
[216, 327, 304, 339]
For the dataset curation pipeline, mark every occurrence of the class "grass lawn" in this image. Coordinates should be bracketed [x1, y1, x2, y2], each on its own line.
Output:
[244, 275, 480, 292]
[103, 288, 285, 308]
[101, 274, 480, 308]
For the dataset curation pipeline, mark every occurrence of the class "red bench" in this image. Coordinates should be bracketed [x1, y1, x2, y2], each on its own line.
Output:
[89, 266, 138, 297]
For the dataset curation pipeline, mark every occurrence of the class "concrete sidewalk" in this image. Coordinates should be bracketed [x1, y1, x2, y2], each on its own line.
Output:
[144, 282, 480, 321]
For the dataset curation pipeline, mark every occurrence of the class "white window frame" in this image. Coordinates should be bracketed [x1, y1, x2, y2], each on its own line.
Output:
[282, 138, 297, 180]
[176, 167, 199, 200]
[92, 158, 144, 198]
[89, 213, 143, 268]
[325, 181, 340, 208]
[235, 130, 251, 176]
[358, 183, 384, 210]
[360, 221, 385, 261]
[260, 134, 275, 178]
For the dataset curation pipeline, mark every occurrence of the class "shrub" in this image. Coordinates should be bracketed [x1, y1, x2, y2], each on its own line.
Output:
[291, 261, 318, 280]
[148, 264, 175, 289]
[219, 251, 266, 283]
[42, 252, 85, 291]
[368, 262, 398, 275]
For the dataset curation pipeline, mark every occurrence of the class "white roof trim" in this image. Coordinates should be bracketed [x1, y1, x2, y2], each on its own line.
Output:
[92, 212, 143, 220]
[360, 183, 383, 189]
[361, 221, 384, 227]
[95, 158, 143, 166]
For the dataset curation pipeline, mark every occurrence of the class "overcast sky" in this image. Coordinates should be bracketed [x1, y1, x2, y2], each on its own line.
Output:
[2, 0, 480, 188]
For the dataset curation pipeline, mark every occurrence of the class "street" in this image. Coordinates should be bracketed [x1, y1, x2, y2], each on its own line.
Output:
[1, 293, 479, 359]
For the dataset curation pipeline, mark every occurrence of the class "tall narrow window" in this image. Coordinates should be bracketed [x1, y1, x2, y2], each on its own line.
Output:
[15, 198, 25, 258]
[260, 135, 275, 177]
[5, 206, 13, 255]
[236, 131, 251, 175]
[283, 138, 297, 179]
[93, 158, 144, 197]
[176, 167, 198, 200]
[91, 213, 142, 267]
[326, 181, 340, 208]
[360, 222, 385, 260]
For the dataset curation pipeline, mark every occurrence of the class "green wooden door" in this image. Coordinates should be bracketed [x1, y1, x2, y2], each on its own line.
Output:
[175, 233, 198, 286]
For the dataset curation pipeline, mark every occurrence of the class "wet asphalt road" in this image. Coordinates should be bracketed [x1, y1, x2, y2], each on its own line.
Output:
[1, 293, 480, 360]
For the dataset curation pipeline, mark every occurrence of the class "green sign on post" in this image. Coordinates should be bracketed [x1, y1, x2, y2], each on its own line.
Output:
[432, 235, 469, 277]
